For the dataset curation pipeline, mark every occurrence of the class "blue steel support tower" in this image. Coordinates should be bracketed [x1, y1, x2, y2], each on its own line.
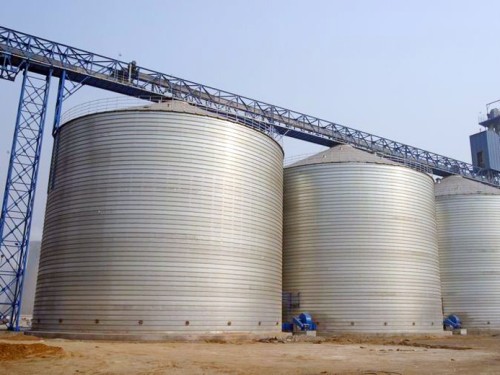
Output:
[1, 25, 500, 332]
[0, 68, 51, 330]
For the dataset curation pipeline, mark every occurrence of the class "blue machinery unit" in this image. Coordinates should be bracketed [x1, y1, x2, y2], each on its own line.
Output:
[282, 313, 317, 333]
[443, 314, 462, 331]
[0, 25, 499, 331]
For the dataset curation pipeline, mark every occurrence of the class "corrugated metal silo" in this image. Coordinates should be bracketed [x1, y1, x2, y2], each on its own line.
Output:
[436, 175, 500, 331]
[283, 145, 443, 334]
[32, 100, 283, 338]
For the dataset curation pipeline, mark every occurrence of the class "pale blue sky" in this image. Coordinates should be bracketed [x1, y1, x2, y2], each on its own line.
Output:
[1, 0, 500, 239]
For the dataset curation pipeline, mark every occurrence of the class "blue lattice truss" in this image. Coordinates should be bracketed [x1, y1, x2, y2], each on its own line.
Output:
[0, 25, 498, 330]
[0, 68, 51, 330]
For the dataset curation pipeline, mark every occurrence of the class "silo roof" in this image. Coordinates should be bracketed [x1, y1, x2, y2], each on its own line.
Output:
[287, 144, 400, 168]
[123, 99, 279, 132]
[127, 99, 215, 117]
[435, 175, 500, 196]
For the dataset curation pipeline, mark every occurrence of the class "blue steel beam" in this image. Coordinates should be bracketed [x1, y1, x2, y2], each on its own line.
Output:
[0, 25, 498, 185]
[0, 50, 20, 81]
[0, 68, 51, 330]
[48, 70, 71, 191]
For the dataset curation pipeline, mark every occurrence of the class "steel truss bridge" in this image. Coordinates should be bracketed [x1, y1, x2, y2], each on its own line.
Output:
[0, 25, 497, 331]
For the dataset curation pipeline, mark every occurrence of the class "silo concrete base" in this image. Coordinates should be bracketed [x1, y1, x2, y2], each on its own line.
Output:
[26, 330, 291, 342]
[319, 331, 452, 339]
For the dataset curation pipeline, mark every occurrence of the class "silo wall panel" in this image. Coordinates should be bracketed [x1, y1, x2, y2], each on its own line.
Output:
[32, 109, 283, 335]
[437, 194, 500, 331]
[283, 163, 443, 334]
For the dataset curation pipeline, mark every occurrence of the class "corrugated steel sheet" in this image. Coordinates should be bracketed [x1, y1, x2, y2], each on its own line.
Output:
[32, 103, 283, 335]
[436, 176, 500, 331]
[470, 130, 500, 171]
[283, 146, 443, 334]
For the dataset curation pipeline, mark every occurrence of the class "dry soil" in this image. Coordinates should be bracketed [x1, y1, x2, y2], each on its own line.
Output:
[0, 331, 499, 374]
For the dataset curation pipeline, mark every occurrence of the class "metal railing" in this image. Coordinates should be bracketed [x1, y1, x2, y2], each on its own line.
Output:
[60, 97, 281, 142]
[60, 96, 156, 125]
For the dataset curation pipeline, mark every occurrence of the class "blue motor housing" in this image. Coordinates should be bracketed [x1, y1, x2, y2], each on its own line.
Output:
[443, 314, 462, 330]
[292, 312, 317, 331]
[282, 312, 317, 332]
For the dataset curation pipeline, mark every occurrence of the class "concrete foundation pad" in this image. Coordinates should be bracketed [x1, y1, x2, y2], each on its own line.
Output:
[462, 328, 500, 335]
[25, 329, 455, 342]
[26, 330, 291, 342]
[320, 330, 453, 338]
[293, 330, 317, 337]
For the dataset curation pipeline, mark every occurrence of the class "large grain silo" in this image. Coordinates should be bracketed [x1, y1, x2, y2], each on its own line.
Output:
[283, 145, 443, 334]
[31, 100, 283, 339]
[436, 175, 500, 332]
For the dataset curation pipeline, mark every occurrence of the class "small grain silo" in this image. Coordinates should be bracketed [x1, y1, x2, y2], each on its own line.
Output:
[31, 100, 283, 338]
[436, 175, 500, 332]
[283, 145, 443, 334]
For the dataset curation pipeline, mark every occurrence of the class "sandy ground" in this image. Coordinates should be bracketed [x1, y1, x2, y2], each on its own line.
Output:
[0, 331, 499, 374]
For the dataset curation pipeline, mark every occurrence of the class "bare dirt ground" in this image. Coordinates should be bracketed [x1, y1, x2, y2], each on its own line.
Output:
[1, 331, 499, 374]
